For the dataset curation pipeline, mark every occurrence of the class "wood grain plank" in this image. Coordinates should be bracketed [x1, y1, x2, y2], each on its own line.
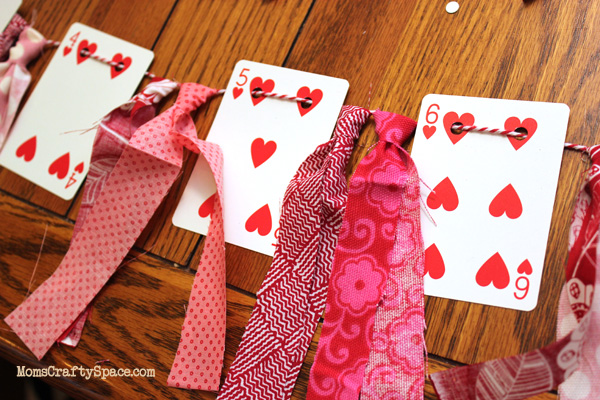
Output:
[364, 0, 600, 365]
[0, 0, 177, 216]
[126, 0, 314, 265]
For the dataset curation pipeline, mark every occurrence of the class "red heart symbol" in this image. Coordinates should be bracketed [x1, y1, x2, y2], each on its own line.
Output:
[74, 162, 85, 174]
[423, 125, 436, 139]
[48, 153, 70, 180]
[489, 184, 522, 219]
[249, 77, 275, 106]
[504, 117, 537, 150]
[476, 253, 510, 289]
[15, 136, 36, 162]
[76, 40, 97, 64]
[427, 177, 459, 211]
[232, 87, 243, 99]
[425, 244, 445, 279]
[251, 138, 277, 168]
[296, 86, 323, 117]
[443, 112, 474, 145]
[517, 259, 533, 275]
[245, 204, 272, 236]
[110, 53, 132, 79]
[198, 193, 216, 218]
[63, 46, 72, 56]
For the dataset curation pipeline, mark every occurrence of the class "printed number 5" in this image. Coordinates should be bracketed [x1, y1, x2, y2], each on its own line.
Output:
[236, 68, 250, 86]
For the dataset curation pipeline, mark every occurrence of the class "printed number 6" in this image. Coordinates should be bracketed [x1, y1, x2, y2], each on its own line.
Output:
[236, 68, 250, 86]
[426, 103, 440, 124]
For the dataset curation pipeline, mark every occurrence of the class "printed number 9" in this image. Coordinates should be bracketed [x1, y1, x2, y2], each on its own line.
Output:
[513, 276, 530, 300]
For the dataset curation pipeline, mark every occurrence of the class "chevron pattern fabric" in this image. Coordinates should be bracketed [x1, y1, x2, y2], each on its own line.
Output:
[217, 106, 371, 400]
[306, 110, 425, 399]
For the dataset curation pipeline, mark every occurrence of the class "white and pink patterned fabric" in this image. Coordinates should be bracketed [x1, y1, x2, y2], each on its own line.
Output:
[218, 106, 371, 400]
[0, 14, 28, 61]
[0, 26, 45, 150]
[307, 110, 425, 399]
[57, 78, 178, 347]
[430, 145, 600, 399]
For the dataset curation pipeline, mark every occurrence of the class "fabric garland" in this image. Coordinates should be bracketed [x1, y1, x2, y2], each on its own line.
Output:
[0, 14, 28, 61]
[307, 110, 425, 399]
[5, 82, 227, 391]
[57, 78, 178, 347]
[218, 105, 371, 399]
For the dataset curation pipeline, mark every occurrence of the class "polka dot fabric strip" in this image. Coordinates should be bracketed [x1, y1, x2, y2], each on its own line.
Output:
[5, 84, 225, 394]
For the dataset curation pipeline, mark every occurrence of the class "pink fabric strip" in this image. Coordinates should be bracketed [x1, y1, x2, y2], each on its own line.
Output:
[5, 83, 226, 390]
[0, 14, 28, 61]
[430, 145, 600, 399]
[0, 26, 45, 150]
[306, 110, 423, 399]
[218, 106, 371, 400]
[57, 78, 178, 347]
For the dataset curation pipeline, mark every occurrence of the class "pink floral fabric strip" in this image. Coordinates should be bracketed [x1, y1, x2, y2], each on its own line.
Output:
[361, 110, 425, 399]
[306, 110, 422, 399]
[5, 85, 225, 392]
[0, 26, 45, 150]
[57, 78, 178, 347]
[0, 14, 28, 61]
[430, 145, 600, 399]
[218, 106, 370, 400]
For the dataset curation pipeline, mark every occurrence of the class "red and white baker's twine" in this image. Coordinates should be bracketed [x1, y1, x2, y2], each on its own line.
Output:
[452, 123, 590, 153]
[46, 40, 591, 151]
[46, 40, 312, 104]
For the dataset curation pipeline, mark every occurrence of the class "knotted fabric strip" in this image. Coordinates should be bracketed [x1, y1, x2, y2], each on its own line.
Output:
[57, 78, 178, 347]
[306, 110, 424, 400]
[0, 14, 28, 61]
[0, 26, 45, 150]
[430, 144, 600, 399]
[218, 106, 371, 400]
[5, 84, 226, 393]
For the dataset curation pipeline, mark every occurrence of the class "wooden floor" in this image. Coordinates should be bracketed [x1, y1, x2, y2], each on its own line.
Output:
[2, 0, 599, 398]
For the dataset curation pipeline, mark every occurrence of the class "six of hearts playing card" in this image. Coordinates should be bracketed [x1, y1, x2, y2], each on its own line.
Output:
[412, 94, 570, 311]
[173, 60, 349, 256]
[0, 22, 153, 199]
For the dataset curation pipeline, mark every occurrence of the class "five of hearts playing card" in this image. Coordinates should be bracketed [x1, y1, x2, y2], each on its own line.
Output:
[0, 22, 153, 200]
[411, 94, 570, 311]
[173, 60, 349, 256]
[0, 1, 21, 31]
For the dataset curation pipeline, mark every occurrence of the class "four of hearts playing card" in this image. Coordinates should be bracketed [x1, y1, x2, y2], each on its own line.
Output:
[0, 23, 153, 200]
[173, 60, 349, 256]
[412, 94, 570, 311]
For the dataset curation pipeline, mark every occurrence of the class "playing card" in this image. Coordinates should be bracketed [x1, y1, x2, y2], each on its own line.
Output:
[0, 1, 21, 31]
[0, 23, 153, 199]
[412, 94, 569, 311]
[173, 60, 349, 256]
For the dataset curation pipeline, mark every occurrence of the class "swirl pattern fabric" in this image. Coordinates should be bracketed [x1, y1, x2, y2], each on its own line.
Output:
[57, 78, 178, 347]
[306, 110, 424, 400]
[0, 14, 28, 61]
[0, 26, 45, 150]
[5, 84, 226, 391]
[217, 106, 371, 400]
[430, 145, 600, 399]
